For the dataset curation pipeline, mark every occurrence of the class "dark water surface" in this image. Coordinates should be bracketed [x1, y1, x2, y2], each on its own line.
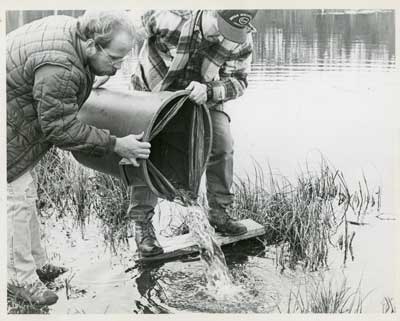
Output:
[45, 10, 397, 314]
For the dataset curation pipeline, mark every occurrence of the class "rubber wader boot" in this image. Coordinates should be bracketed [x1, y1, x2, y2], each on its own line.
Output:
[135, 220, 164, 257]
[208, 209, 247, 236]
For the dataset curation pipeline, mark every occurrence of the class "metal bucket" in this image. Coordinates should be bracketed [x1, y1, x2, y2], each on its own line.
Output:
[72, 88, 212, 201]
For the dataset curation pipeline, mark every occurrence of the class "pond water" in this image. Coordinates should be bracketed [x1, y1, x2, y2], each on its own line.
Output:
[43, 10, 398, 314]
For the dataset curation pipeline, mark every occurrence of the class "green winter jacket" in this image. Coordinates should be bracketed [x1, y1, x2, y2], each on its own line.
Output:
[7, 15, 116, 183]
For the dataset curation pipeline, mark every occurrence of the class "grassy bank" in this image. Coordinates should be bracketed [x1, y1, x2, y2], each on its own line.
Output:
[232, 159, 381, 271]
[7, 149, 385, 313]
[35, 148, 131, 251]
[35, 149, 381, 269]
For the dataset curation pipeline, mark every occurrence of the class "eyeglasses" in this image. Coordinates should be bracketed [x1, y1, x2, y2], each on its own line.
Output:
[96, 43, 126, 66]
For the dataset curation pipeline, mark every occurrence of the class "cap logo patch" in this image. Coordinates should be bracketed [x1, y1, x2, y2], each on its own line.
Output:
[228, 13, 252, 28]
[238, 15, 251, 25]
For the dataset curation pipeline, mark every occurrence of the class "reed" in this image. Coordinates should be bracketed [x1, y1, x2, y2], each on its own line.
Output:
[35, 148, 95, 238]
[34, 150, 381, 267]
[9, 151, 386, 314]
[7, 297, 50, 314]
[286, 276, 368, 313]
[35, 147, 76, 218]
[35, 149, 132, 249]
[382, 297, 396, 313]
[88, 171, 131, 252]
[232, 158, 381, 270]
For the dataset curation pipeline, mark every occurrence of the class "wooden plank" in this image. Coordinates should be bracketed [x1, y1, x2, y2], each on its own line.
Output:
[133, 219, 265, 263]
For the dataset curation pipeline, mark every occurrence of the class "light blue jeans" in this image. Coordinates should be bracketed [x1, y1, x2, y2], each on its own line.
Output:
[128, 109, 234, 221]
[7, 171, 47, 284]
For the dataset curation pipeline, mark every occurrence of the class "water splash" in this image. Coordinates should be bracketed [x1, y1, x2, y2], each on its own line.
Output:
[184, 205, 243, 300]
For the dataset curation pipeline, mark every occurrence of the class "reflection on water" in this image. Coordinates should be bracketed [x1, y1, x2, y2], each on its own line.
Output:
[45, 10, 397, 314]
[249, 10, 395, 84]
[131, 262, 171, 314]
[108, 10, 396, 90]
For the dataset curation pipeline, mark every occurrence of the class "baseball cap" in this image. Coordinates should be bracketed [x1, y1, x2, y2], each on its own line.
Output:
[217, 10, 258, 44]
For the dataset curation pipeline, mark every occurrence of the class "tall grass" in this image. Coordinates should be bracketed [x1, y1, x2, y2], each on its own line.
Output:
[232, 159, 381, 271]
[7, 295, 50, 314]
[286, 276, 368, 313]
[35, 148, 76, 218]
[382, 297, 396, 313]
[89, 172, 131, 252]
[9, 150, 387, 314]
[34, 148, 131, 251]
[35, 150, 381, 269]
[35, 148, 94, 239]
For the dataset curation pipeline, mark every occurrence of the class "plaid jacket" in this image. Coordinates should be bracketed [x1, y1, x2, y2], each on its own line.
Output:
[131, 10, 254, 109]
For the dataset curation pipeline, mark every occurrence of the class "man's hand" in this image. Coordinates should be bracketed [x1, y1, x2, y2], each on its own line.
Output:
[93, 76, 111, 89]
[113, 132, 151, 167]
[185, 81, 207, 105]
